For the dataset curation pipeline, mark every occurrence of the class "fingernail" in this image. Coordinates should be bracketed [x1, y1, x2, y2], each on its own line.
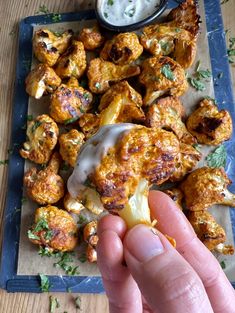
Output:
[125, 225, 164, 262]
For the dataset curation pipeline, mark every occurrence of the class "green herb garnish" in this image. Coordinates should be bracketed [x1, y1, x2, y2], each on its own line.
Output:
[54, 252, 80, 276]
[31, 121, 42, 133]
[75, 295, 82, 309]
[36, 4, 50, 14]
[196, 69, 212, 79]
[125, 7, 136, 17]
[107, 0, 114, 5]
[27, 230, 40, 240]
[195, 60, 201, 72]
[49, 296, 60, 312]
[204, 96, 217, 104]
[220, 260, 226, 269]
[27, 114, 33, 121]
[192, 143, 201, 152]
[64, 117, 79, 125]
[39, 273, 52, 292]
[77, 214, 88, 225]
[21, 197, 27, 205]
[0, 159, 9, 165]
[52, 13, 62, 22]
[95, 82, 101, 89]
[104, 12, 108, 18]
[38, 246, 53, 257]
[188, 77, 206, 91]
[34, 218, 49, 232]
[78, 253, 87, 263]
[161, 64, 175, 81]
[206, 145, 227, 168]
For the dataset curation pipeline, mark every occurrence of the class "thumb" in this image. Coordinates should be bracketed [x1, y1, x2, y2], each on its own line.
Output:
[123, 225, 213, 313]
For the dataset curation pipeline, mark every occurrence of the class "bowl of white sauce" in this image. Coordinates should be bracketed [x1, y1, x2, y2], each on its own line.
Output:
[95, 0, 168, 32]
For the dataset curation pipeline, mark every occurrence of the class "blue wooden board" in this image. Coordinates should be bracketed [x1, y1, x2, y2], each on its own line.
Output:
[0, 0, 235, 292]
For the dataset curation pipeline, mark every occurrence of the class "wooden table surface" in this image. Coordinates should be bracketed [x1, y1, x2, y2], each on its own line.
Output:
[0, 0, 234, 312]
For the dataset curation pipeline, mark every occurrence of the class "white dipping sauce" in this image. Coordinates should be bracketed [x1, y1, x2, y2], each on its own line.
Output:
[67, 123, 135, 198]
[102, 0, 161, 26]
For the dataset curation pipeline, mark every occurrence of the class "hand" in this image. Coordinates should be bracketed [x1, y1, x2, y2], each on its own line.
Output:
[97, 191, 235, 313]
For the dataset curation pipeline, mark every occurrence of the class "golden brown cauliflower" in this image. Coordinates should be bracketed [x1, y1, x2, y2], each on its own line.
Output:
[78, 25, 104, 50]
[186, 99, 233, 145]
[100, 32, 143, 65]
[25, 64, 61, 99]
[33, 29, 73, 66]
[145, 96, 196, 144]
[78, 113, 100, 139]
[28, 205, 78, 252]
[180, 167, 235, 211]
[170, 143, 201, 182]
[20, 114, 59, 164]
[24, 152, 64, 205]
[54, 40, 86, 79]
[64, 192, 85, 214]
[139, 56, 188, 106]
[59, 129, 85, 167]
[164, 188, 183, 209]
[87, 58, 140, 94]
[83, 221, 98, 263]
[187, 210, 234, 255]
[49, 77, 93, 124]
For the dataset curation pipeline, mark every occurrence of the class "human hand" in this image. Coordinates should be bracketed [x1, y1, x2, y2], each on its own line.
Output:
[97, 191, 235, 313]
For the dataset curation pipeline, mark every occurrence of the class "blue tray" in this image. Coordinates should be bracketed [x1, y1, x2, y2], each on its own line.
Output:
[0, 0, 235, 292]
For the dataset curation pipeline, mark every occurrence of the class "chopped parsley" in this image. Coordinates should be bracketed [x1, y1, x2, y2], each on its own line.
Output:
[27, 114, 34, 121]
[78, 253, 87, 263]
[39, 273, 52, 292]
[220, 260, 226, 269]
[21, 197, 27, 205]
[161, 64, 175, 81]
[104, 12, 108, 18]
[125, 7, 136, 17]
[188, 77, 206, 91]
[51, 13, 62, 23]
[38, 246, 53, 257]
[75, 295, 82, 309]
[206, 145, 227, 168]
[188, 60, 211, 91]
[28, 218, 53, 242]
[195, 60, 201, 72]
[64, 116, 79, 125]
[95, 82, 101, 89]
[204, 96, 217, 104]
[36, 4, 50, 14]
[226, 32, 235, 63]
[192, 143, 201, 152]
[196, 69, 212, 79]
[31, 121, 42, 133]
[34, 218, 49, 232]
[54, 252, 80, 276]
[49, 296, 60, 312]
[27, 230, 40, 240]
[0, 159, 9, 165]
[77, 214, 88, 225]
[107, 0, 114, 5]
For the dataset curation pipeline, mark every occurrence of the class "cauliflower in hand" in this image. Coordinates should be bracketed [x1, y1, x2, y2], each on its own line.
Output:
[83, 221, 98, 263]
[49, 77, 93, 124]
[139, 56, 188, 105]
[20, 114, 59, 164]
[25, 64, 61, 99]
[180, 167, 235, 211]
[33, 29, 73, 66]
[187, 98, 233, 145]
[100, 32, 143, 65]
[87, 58, 140, 94]
[28, 205, 78, 252]
[78, 25, 104, 50]
[24, 152, 64, 205]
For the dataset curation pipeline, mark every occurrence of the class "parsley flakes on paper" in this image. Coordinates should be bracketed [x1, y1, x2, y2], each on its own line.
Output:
[188, 60, 212, 91]
[206, 145, 227, 168]
[39, 273, 52, 292]
[49, 296, 60, 313]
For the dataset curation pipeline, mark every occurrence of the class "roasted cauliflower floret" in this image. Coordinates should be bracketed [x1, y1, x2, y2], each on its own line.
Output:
[146, 96, 196, 144]
[25, 64, 61, 99]
[59, 129, 85, 167]
[180, 167, 235, 211]
[83, 221, 98, 263]
[20, 114, 59, 164]
[186, 99, 233, 145]
[33, 29, 73, 66]
[139, 56, 188, 105]
[78, 25, 104, 50]
[64, 192, 85, 214]
[164, 188, 183, 209]
[87, 58, 140, 94]
[68, 124, 180, 228]
[28, 205, 78, 252]
[100, 32, 143, 65]
[49, 77, 93, 124]
[187, 210, 234, 255]
[55, 40, 86, 79]
[170, 143, 201, 182]
[24, 152, 64, 205]
[78, 113, 101, 139]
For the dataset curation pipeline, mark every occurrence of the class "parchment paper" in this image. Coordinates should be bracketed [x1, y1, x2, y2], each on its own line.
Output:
[17, 2, 235, 282]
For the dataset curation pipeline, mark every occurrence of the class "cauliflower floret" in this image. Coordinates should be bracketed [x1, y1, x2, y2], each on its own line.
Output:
[28, 205, 78, 252]
[139, 56, 188, 105]
[163, 188, 184, 210]
[24, 152, 64, 205]
[55, 40, 86, 79]
[78, 113, 100, 139]
[33, 29, 73, 66]
[83, 221, 98, 263]
[100, 32, 143, 65]
[87, 58, 140, 94]
[64, 192, 85, 214]
[20, 114, 59, 164]
[59, 129, 85, 167]
[180, 167, 235, 211]
[49, 77, 93, 124]
[78, 25, 104, 50]
[186, 98, 233, 145]
[25, 64, 61, 99]
[146, 96, 196, 144]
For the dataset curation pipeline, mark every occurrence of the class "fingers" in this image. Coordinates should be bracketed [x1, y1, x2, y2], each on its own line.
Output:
[97, 215, 142, 313]
[123, 224, 213, 313]
[149, 190, 235, 313]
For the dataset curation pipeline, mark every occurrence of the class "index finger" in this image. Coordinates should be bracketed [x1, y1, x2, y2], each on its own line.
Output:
[149, 190, 235, 313]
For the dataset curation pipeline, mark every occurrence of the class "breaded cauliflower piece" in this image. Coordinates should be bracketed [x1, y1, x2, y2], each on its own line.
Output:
[64, 192, 85, 214]
[25, 64, 61, 99]
[20, 114, 59, 164]
[139, 56, 188, 105]
[28, 205, 78, 252]
[87, 58, 140, 94]
[49, 77, 93, 124]
[170, 143, 201, 182]
[164, 188, 183, 209]
[180, 167, 235, 211]
[100, 32, 143, 65]
[59, 129, 85, 167]
[78, 113, 100, 139]
[33, 29, 73, 66]
[24, 152, 64, 205]
[78, 25, 104, 50]
[187, 210, 234, 255]
[83, 221, 98, 263]
[55, 40, 86, 79]
[145, 96, 196, 144]
[186, 99, 233, 145]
